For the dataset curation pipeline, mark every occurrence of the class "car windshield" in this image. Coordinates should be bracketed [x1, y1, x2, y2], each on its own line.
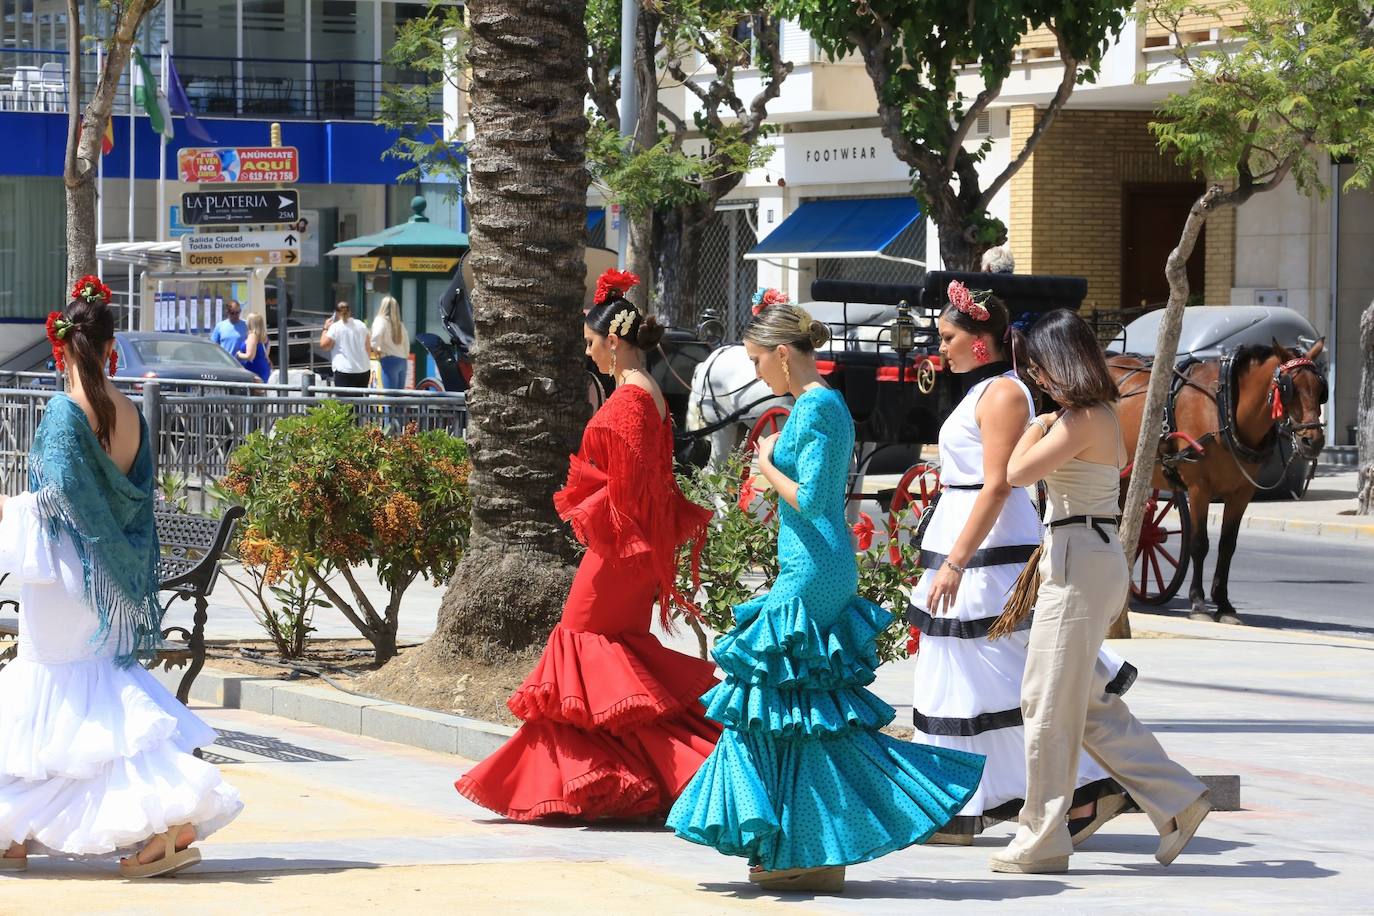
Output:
[132, 338, 244, 369]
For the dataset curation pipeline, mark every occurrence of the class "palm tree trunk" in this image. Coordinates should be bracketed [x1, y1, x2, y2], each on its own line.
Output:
[421, 0, 592, 661]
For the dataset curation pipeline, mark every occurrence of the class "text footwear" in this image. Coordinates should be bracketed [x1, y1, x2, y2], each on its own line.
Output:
[119, 827, 201, 879]
[989, 853, 1069, 874]
[750, 866, 846, 893]
[1070, 794, 1130, 848]
[1156, 791, 1211, 866]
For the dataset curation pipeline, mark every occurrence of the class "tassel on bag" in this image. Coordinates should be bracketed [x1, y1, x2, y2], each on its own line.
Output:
[989, 545, 1042, 639]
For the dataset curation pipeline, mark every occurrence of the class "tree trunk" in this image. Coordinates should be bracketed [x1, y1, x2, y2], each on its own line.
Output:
[63, 0, 160, 288]
[420, 0, 591, 663]
[1113, 186, 1222, 638]
[621, 6, 659, 309]
[1357, 300, 1374, 514]
[653, 206, 707, 329]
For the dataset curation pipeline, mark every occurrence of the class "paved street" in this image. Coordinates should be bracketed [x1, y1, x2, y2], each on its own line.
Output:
[1141, 527, 1374, 637]
[0, 613, 1368, 915]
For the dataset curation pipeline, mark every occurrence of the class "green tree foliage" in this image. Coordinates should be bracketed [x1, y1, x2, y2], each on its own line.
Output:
[1115, 0, 1374, 635]
[774, 0, 1132, 270]
[377, 0, 469, 186]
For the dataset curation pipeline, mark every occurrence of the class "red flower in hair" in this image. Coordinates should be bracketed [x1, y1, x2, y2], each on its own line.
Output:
[947, 279, 989, 321]
[45, 311, 67, 372]
[71, 274, 112, 305]
[751, 288, 789, 316]
[851, 512, 875, 551]
[594, 268, 640, 306]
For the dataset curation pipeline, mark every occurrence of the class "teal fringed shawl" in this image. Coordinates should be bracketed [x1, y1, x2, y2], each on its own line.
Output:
[28, 394, 162, 668]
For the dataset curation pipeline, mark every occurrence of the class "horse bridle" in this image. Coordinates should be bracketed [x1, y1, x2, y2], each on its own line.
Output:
[1268, 357, 1326, 438]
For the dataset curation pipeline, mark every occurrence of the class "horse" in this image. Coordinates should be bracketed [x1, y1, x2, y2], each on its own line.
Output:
[1109, 340, 1327, 624]
[685, 344, 790, 469]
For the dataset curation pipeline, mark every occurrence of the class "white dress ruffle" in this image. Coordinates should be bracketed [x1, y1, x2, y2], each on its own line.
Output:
[908, 373, 1131, 832]
[0, 492, 242, 857]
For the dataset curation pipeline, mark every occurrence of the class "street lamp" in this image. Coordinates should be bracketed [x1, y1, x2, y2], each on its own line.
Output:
[697, 308, 725, 346]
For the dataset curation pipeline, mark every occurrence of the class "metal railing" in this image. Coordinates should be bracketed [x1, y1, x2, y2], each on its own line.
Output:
[0, 379, 468, 513]
[0, 47, 439, 122]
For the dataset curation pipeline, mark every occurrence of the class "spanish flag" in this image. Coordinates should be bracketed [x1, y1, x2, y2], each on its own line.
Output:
[101, 118, 114, 156]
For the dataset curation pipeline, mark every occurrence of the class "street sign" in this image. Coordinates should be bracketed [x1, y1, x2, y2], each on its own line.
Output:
[180, 230, 302, 268]
[182, 190, 299, 226]
[177, 147, 301, 183]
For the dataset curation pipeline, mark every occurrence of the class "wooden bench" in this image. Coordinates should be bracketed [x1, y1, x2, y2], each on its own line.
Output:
[0, 504, 245, 705]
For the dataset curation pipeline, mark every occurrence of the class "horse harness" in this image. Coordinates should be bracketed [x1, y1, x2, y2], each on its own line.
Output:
[1116, 352, 1325, 489]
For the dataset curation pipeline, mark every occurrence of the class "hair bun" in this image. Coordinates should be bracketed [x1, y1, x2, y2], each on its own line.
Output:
[636, 314, 665, 350]
[807, 319, 830, 349]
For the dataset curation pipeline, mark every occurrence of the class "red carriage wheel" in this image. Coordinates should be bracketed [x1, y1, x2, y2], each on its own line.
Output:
[740, 407, 791, 521]
[886, 462, 941, 583]
[1131, 488, 1192, 605]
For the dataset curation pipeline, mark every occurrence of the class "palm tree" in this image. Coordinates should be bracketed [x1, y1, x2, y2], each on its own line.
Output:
[422, 0, 592, 660]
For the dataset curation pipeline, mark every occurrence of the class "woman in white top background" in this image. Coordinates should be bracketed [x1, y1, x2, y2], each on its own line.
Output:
[319, 301, 372, 389]
[370, 296, 411, 390]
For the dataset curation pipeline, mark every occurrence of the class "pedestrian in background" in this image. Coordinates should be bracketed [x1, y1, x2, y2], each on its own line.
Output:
[209, 299, 247, 356]
[370, 296, 410, 390]
[991, 308, 1210, 875]
[235, 311, 272, 383]
[319, 301, 371, 389]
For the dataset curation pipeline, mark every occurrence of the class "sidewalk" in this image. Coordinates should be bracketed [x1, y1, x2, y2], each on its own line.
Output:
[0, 612, 1367, 914]
[1202, 468, 1374, 541]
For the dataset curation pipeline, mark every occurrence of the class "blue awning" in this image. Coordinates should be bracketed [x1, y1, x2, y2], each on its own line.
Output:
[745, 197, 922, 262]
[587, 208, 606, 231]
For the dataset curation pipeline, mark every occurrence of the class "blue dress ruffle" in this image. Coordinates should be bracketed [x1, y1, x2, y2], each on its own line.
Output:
[667, 388, 984, 870]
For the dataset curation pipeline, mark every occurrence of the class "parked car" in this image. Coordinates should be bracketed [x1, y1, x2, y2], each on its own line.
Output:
[1, 330, 263, 388]
[1110, 305, 1327, 499]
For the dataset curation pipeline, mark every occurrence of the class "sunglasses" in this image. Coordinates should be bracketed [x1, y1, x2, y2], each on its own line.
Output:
[1026, 364, 1055, 389]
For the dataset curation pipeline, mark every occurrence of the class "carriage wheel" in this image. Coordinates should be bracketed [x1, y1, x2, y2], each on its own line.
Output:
[416, 376, 445, 393]
[1131, 488, 1192, 605]
[886, 462, 941, 582]
[741, 407, 790, 521]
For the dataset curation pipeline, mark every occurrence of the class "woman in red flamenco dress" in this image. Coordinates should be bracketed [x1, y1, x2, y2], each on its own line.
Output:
[455, 270, 721, 821]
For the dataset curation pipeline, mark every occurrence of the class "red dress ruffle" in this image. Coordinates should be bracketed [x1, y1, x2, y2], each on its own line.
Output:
[455, 386, 721, 821]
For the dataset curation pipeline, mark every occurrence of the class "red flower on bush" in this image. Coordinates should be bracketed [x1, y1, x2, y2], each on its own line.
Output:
[737, 474, 759, 512]
[906, 624, 921, 656]
[851, 512, 875, 551]
[594, 268, 639, 306]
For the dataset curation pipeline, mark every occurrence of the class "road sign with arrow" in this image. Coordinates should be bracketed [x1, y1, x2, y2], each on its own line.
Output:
[181, 229, 302, 268]
[182, 190, 300, 226]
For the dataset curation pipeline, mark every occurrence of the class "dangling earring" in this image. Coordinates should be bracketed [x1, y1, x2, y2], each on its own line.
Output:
[782, 358, 792, 391]
[971, 338, 991, 364]
[108, 348, 119, 377]
[610, 346, 618, 379]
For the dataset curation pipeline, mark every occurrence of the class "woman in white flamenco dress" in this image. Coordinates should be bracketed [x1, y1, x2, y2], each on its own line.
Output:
[0, 289, 241, 878]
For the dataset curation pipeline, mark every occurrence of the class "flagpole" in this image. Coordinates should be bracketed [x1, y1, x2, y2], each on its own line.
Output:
[158, 43, 168, 244]
[128, 49, 136, 331]
[96, 43, 104, 282]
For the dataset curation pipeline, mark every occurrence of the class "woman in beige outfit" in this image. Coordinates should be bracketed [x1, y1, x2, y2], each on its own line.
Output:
[991, 309, 1211, 875]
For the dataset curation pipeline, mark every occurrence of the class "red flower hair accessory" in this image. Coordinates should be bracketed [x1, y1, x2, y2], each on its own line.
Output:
[751, 287, 790, 316]
[594, 268, 639, 306]
[71, 274, 113, 306]
[45, 311, 71, 371]
[947, 279, 990, 322]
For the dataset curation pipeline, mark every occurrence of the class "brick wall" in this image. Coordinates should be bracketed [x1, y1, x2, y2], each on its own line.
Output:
[1007, 106, 1235, 311]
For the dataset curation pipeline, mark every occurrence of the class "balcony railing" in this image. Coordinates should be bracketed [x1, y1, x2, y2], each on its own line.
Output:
[0, 47, 439, 122]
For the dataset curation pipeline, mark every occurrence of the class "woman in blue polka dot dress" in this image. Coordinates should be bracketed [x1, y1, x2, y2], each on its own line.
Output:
[667, 303, 985, 894]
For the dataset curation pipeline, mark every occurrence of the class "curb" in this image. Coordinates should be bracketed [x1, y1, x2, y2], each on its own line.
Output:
[150, 666, 514, 761]
[1205, 507, 1374, 542]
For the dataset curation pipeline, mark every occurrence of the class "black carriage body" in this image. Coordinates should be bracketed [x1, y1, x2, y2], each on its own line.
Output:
[807, 271, 1087, 455]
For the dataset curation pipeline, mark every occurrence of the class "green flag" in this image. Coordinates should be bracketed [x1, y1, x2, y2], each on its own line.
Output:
[132, 49, 172, 139]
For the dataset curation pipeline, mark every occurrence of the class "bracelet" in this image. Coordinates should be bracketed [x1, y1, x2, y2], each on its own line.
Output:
[1032, 417, 1051, 435]
[944, 560, 965, 575]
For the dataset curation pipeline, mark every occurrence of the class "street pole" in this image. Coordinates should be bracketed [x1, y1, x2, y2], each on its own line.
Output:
[96, 43, 104, 282]
[128, 56, 137, 331]
[272, 122, 290, 391]
[615, 0, 638, 270]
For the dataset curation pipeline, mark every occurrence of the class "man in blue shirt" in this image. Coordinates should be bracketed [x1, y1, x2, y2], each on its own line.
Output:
[210, 299, 247, 355]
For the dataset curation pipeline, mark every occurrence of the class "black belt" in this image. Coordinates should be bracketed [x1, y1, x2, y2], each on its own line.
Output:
[919, 544, 1039, 570]
[1047, 515, 1118, 543]
[944, 483, 983, 490]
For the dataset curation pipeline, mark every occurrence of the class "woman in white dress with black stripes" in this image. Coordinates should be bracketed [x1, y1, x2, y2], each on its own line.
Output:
[907, 281, 1134, 845]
